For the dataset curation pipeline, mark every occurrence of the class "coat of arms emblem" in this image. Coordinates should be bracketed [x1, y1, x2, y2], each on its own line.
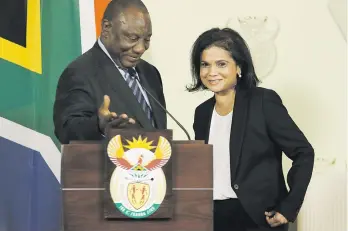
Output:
[107, 135, 171, 218]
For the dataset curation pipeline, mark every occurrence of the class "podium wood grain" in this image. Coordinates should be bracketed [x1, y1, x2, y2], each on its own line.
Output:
[62, 139, 213, 231]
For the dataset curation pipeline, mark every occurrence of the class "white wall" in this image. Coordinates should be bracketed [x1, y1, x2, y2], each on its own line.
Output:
[142, 0, 347, 172]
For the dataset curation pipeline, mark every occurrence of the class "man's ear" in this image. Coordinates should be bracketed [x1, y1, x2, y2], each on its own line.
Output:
[101, 19, 112, 37]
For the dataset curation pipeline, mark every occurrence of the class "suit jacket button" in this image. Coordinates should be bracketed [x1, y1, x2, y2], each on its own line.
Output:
[233, 184, 239, 190]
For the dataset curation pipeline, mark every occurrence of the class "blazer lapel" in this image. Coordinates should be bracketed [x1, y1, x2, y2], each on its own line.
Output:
[204, 97, 215, 143]
[200, 88, 249, 180]
[230, 87, 250, 181]
[95, 48, 154, 129]
[135, 66, 165, 129]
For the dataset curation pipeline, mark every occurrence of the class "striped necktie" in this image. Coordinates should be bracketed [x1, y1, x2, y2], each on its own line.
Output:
[125, 68, 155, 126]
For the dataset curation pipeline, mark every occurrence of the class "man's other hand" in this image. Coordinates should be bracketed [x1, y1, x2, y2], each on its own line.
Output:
[98, 95, 135, 134]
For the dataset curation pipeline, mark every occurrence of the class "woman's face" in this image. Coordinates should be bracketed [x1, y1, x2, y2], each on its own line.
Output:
[200, 46, 240, 94]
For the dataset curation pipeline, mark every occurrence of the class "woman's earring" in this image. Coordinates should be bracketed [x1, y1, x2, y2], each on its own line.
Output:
[238, 72, 242, 78]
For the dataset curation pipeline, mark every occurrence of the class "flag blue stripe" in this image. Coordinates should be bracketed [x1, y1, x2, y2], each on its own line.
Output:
[0, 137, 61, 231]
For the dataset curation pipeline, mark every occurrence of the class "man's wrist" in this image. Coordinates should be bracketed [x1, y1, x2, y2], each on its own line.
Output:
[97, 116, 106, 137]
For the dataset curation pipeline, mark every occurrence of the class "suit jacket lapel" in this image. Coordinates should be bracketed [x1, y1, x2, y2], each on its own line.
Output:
[94, 45, 154, 129]
[135, 65, 165, 129]
[230, 87, 250, 181]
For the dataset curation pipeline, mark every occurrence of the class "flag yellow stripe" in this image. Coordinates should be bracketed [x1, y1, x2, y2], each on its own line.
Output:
[0, 0, 42, 74]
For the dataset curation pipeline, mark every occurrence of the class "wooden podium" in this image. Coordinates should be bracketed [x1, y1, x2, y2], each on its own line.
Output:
[61, 129, 213, 231]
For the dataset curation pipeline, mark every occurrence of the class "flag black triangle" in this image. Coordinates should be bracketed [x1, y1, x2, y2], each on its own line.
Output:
[0, 0, 27, 47]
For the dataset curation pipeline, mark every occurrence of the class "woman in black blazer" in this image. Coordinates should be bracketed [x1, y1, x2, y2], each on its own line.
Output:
[187, 28, 314, 231]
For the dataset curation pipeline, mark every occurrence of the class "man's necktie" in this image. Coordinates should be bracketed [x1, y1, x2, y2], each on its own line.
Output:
[125, 68, 155, 126]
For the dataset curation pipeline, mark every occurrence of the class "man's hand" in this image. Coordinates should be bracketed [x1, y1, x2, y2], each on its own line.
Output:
[98, 95, 135, 134]
[265, 211, 288, 227]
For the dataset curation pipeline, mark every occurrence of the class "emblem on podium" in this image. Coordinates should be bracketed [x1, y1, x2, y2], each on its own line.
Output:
[107, 135, 172, 218]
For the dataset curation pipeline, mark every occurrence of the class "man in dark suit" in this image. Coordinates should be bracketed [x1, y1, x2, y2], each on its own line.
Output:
[53, 0, 166, 144]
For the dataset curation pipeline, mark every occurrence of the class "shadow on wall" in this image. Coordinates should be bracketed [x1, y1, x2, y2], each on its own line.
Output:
[328, 0, 347, 41]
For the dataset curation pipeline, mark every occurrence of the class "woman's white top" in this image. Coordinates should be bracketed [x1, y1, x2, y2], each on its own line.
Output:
[208, 108, 238, 200]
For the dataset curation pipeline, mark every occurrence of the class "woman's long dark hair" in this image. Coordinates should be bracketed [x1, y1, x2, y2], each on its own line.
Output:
[187, 27, 260, 92]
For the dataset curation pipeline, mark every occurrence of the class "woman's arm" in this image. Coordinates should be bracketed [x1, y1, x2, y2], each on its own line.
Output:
[262, 89, 314, 222]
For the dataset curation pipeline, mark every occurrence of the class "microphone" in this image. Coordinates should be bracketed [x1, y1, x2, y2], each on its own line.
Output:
[128, 68, 191, 140]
